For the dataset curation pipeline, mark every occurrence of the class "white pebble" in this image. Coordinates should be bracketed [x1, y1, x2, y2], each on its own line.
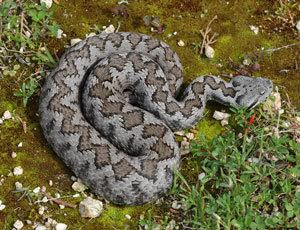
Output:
[55, 193, 61, 198]
[70, 38, 82, 46]
[55, 223, 68, 230]
[213, 111, 230, 120]
[15, 181, 23, 190]
[17, 142, 23, 148]
[2, 110, 12, 120]
[247, 157, 259, 163]
[171, 200, 181, 210]
[72, 193, 80, 198]
[103, 24, 115, 33]
[11, 152, 17, 158]
[0, 200, 6, 211]
[38, 206, 45, 215]
[174, 131, 185, 136]
[0, 118, 3, 124]
[35, 225, 47, 230]
[221, 119, 229, 126]
[204, 44, 215, 59]
[26, 220, 32, 225]
[125, 214, 131, 220]
[13, 166, 23, 176]
[33, 187, 41, 194]
[185, 132, 194, 140]
[59, 205, 65, 209]
[198, 172, 206, 181]
[49, 180, 53, 186]
[249, 25, 259, 34]
[177, 40, 185, 47]
[70, 176, 77, 181]
[79, 197, 103, 218]
[13, 220, 24, 229]
[71, 181, 87, 192]
[296, 20, 300, 33]
[42, 196, 48, 203]
[40, 0, 53, 8]
[56, 29, 64, 39]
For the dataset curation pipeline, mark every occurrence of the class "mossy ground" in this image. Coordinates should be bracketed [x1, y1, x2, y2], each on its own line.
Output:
[0, 0, 299, 229]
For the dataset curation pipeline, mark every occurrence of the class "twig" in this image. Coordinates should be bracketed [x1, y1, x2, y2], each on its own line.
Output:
[40, 191, 77, 208]
[199, 15, 218, 54]
[263, 42, 300, 53]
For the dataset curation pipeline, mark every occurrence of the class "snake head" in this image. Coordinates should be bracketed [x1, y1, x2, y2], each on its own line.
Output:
[231, 75, 273, 108]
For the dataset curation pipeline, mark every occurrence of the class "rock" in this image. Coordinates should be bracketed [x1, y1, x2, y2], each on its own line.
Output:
[213, 111, 230, 120]
[171, 200, 181, 210]
[56, 29, 64, 39]
[174, 131, 185, 136]
[185, 132, 194, 140]
[13, 220, 24, 229]
[125, 214, 131, 220]
[15, 181, 23, 190]
[55, 223, 68, 230]
[296, 20, 300, 33]
[71, 181, 87, 192]
[49, 180, 53, 186]
[103, 25, 115, 33]
[249, 25, 259, 34]
[70, 38, 82, 46]
[204, 44, 215, 59]
[177, 40, 185, 47]
[40, 0, 52, 8]
[41, 196, 48, 203]
[17, 142, 23, 147]
[198, 172, 205, 181]
[35, 225, 47, 230]
[11, 152, 17, 158]
[13, 166, 23, 176]
[33, 187, 41, 194]
[2, 110, 12, 120]
[221, 119, 229, 126]
[0, 118, 3, 124]
[0, 200, 5, 211]
[38, 206, 45, 215]
[79, 197, 103, 218]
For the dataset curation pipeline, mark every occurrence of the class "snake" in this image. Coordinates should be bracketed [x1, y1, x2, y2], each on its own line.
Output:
[39, 32, 273, 205]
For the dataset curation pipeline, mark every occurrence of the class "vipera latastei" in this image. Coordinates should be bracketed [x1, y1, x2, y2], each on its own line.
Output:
[39, 32, 273, 205]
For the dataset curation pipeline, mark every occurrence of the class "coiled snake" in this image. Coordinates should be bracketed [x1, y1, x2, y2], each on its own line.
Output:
[39, 32, 273, 205]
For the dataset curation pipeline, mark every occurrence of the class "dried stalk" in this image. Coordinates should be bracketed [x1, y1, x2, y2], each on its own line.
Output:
[200, 15, 218, 54]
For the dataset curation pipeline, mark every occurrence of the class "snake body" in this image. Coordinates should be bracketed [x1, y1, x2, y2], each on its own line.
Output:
[39, 32, 273, 205]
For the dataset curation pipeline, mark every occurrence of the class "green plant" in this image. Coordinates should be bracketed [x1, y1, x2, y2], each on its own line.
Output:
[14, 78, 38, 107]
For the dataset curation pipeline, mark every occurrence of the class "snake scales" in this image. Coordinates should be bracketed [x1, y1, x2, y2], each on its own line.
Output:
[39, 32, 273, 205]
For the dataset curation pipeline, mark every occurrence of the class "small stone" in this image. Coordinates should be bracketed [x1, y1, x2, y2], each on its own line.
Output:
[11, 152, 17, 158]
[0, 200, 6, 211]
[13, 166, 23, 176]
[242, 58, 252, 66]
[181, 140, 189, 148]
[2, 110, 12, 120]
[171, 200, 181, 210]
[15, 182, 23, 190]
[55, 223, 67, 230]
[247, 157, 259, 163]
[41, 186, 47, 193]
[296, 20, 300, 33]
[198, 172, 205, 181]
[70, 176, 77, 181]
[55, 193, 61, 198]
[86, 32, 96, 38]
[249, 25, 259, 34]
[213, 111, 230, 120]
[204, 44, 215, 59]
[0, 118, 3, 124]
[13, 220, 24, 229]
[103, 25, 115, 33]
[177, 40, 185, 47]
[79, 197, 103, 218]
[221, 119, 229, 126]
[71, 181, 87, 192]
[25, 31, 31, 38]
[49, 180, 53, 186]
[17, 142, 23, 148]
[41, 196, 48, 203]
[125, 214, 131, 220]
[33, 187, 41, 194]
[40, 0, 53, 8]
[38, 206, 45, 215]
[72, 193, 80, 198]
[26, 220, 32, 225]
[59, 205, 65, 209]
[174, 131, 185, 136]
[70, 38, 82, 46]
[185, 133, 194, 140]
[56, 29, 64, 39]
[35, 225, 47, 230]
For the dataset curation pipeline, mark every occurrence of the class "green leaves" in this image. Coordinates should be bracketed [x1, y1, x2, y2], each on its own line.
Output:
[14, 78, 38, 107]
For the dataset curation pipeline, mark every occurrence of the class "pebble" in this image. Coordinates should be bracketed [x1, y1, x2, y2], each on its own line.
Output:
[221, 119, 229, 126]
[249, 25, 259, 34]
[40, 0, 53, 8]
[70, 38, 82, 46]
[103, 24, 115, 33]
[177, 40, 185, 47]
[174, 131, 185, 136]
[296, 20, 300, 33]
[35, 225, 47, 230]
[0, 118, 3, 124]
[198, 172, 205, 181]
[33, 187, 41, 194]
[171, 200, 181, 210]
[15, 181, 23, 190]
[11, 152, 17, 158]
[0, 200, 6, 211]
[79, 197, 103, 218]
[204, 44, 215, 59]
[56, 29, 64, 39]
[125, 214, 131, 220]
[185, 132, 194, 140]
[17, 142, 23, 148]
[55, 223, 68, 230]
[38, 206, 45, 215]
[41, 196, 48, 203]
[49, 180, 53, 186]
[13, 220, 24, 229]
[213, 111, 230, 120]
[2, 110, 12, 120]
[13, 166, 24, 176]
[71, 181, 87, 192]
[59, 205, 65, 209]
